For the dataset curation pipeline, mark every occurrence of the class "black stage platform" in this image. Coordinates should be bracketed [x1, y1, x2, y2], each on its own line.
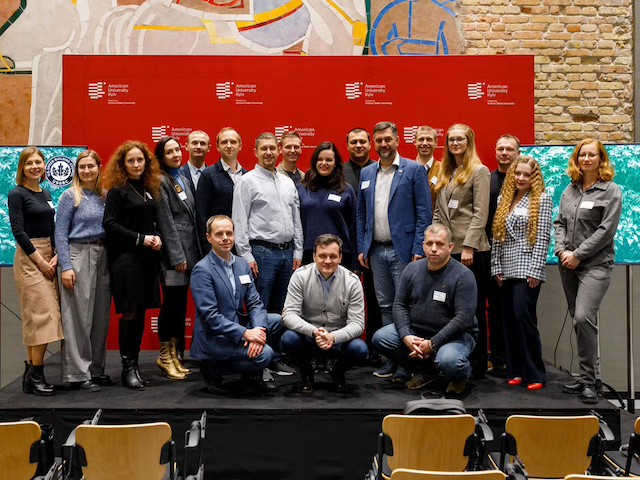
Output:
[0, 352, 636, 480]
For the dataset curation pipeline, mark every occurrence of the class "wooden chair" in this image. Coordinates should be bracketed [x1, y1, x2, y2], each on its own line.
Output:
[372, 414, 481, 480]
[495, 415, 606, 478]
[390, 469, 507, 480]
[0, 420, 50, 480]
[75, 422, 176, 480]
[603, 416, 640, 476]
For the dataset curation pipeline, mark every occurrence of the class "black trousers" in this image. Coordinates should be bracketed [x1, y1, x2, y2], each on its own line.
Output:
[501, 279, 546, 384]
[157, 284, 189, 343]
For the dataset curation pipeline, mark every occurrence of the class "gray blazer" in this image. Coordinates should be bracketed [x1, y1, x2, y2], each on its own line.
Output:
[156, 173, 202, 285]
[433, 163, 491, 254]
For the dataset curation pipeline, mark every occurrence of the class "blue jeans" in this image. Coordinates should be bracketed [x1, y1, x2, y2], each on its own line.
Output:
[368, 243, 408, 326]
[280, 330, 368, 367]
[252, 244, 293, 314]
[204, 313, 284, 375]
[372, 324, 475, 380]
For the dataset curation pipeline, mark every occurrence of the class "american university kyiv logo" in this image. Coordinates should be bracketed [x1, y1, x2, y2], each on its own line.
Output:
[216, 82, 233, 100]
[345, 82, 363, 100]
[151, 126, 169, 142]
[403, 126, 418, 144]
[467, 83, 485, 100]
[88, 82, 106, 100]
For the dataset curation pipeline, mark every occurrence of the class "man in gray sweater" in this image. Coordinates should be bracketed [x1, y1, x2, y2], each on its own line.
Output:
[282, 234, 368, 393]
[372, 223, 478, 394]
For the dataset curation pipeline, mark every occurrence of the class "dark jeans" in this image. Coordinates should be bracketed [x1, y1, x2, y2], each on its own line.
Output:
[281, 330, 368, 369]
[252, 243, 293, 314]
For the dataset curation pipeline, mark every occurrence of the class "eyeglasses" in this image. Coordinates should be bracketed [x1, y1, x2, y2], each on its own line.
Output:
[578, 152, 600, 159]
[448, 137, 467, 144]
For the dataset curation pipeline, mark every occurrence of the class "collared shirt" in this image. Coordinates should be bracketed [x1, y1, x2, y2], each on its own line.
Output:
[212, 250, 237, 296]
[220, 159, 244, 185]
[317, 271, 336, 303]
[416, 156, 434, 173]
[373, 152, 400, 242]
[232, 165, 304, 263]
[187, 161, 207, 190]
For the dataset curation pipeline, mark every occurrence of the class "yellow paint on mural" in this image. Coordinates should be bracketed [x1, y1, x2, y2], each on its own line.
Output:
[236, 0, 303, 29]
[70, 0, 77, 5]
[0, 47, 12, 72]
[201, 19, 238, 44]
[325, 0, 354, 25]
[352, 21, 367, 46]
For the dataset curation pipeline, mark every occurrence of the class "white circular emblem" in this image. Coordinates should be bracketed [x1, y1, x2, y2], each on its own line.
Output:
[45, 155, 74, 187]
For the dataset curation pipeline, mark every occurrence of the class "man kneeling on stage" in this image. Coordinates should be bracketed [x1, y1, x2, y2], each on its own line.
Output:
[190, 215, 285, 394]
[282, 234, 368, 393]
[372, 223, 478, 394]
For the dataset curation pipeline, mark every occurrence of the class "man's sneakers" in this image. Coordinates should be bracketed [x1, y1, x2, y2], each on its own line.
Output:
[563, 380, 601, 404]
[406, 374, 438, 390]
[373, 361, 395, 378]
[446, 379, 467, 394]
[267, 361, 296, 376]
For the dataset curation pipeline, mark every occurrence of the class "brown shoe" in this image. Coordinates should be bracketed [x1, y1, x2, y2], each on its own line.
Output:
[446, 379, 467, 394]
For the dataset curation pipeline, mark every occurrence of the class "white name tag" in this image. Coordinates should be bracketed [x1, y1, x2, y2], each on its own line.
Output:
[447, 199, 459, 209]
[239, 274, 252, 285]
[580, 201, 595, 209]
[146, 191, 153, 200]
[47, 201, 54, 209]
[430, 176, 438, 185]
[327, 194, 342, 203]
[514, 207, 528, 216]
[361, 180, 370, 190]
[433, 291, 446, 302]
[178, 191, 188, 201]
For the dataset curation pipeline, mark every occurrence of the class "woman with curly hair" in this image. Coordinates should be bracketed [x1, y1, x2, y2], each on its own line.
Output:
[103, 140, 163, 390]
[491, 156, 552, 390]
[56, 150, 112, 392]
[554, 139, 621, 404]
[297, 141, 357, 268]
[432, 124, 490, 378]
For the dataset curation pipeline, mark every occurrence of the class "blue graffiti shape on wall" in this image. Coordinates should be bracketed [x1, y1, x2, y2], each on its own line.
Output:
[370, 0, 456, 56]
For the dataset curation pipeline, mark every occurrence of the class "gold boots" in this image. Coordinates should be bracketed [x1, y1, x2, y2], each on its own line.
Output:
[157, 342, 186, 379]
[170, 338, 192, 375]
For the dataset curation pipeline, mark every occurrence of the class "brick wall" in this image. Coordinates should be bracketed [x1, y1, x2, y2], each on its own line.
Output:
[458, 0, 633, 143]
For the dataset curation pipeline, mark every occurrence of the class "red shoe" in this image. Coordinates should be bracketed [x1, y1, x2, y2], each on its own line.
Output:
[507, 378, 522, 386]
[527, 382, 545, 390]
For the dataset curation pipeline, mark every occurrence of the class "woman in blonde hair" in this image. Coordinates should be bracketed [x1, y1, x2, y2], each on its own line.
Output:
[9, 147, 63, 395]
[554, 139, 621, 404]
[56, 150, 112, 392]
[432, 124, 490, 378]
[103, 140, 163, 390]
[491, 156, 552, 390]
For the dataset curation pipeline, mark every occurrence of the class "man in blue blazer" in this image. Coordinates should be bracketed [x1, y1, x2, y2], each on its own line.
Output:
[190, 214, 285, 394]
[356, 121, 432, 378]
[178, 130, 211, 196]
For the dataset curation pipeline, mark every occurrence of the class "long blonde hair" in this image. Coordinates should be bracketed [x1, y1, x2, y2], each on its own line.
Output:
[492, 155, 546, 245]
[434, 124, 482, 193]
[68, 150, 104, 207]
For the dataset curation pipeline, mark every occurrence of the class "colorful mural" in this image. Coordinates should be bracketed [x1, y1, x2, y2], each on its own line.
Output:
[0, 0, 461, 145]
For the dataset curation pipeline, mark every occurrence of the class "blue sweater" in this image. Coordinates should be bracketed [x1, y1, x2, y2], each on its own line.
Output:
[393, 257, 478, 349]
[55, 188, 106, 271]
[296, 183, 357, 259]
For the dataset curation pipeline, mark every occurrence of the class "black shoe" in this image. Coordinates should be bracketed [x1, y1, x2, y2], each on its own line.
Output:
[298, 378, 314, 393]
[373, 361, 395, 378]
[121, 355, 144, 390]
[580, 386, 599, 404]
[241, 377, 277, 394]
[25, 364, 55, 396]
[91, 374, 116, 386]
[74, 380, 101, 393]
[330, 361, 348, 393]
[205, 375, 226, 394]
[267, 361, 296, 376]
[298, 366, 314, 393]
[563, 380, 604, 396]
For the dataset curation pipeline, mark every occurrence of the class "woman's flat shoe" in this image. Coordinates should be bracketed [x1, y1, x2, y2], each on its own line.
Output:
[527, 382, 545, 390]
[507, 378, 522, 386]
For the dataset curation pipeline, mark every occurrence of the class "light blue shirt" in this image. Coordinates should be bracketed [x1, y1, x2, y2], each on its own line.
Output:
[316, 271, 336, 303]
[213, 251, 237, 296]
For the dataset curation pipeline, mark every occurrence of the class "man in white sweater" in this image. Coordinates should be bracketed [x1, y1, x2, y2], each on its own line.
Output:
[282, 234, 368, 393]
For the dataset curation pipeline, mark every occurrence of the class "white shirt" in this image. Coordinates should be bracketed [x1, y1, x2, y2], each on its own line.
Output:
[221, 159, 244, 185]
[187, 161, 207, 190]
[232, 165, 303, 264]
[373, 152, 400, 242]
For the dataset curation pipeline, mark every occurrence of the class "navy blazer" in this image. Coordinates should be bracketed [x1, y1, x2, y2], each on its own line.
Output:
[190, 250, 267, 361]
[178, 163, 197, 197]
[356, 155, 432, 264]
[195, 160, 248, 252]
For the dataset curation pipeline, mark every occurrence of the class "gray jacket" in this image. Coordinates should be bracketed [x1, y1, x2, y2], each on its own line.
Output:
[282, 263, 364, 344]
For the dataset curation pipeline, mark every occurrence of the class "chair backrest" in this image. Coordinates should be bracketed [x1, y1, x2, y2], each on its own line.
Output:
[76, 422, 172, 480]
[635, 417, 640, 435]
[505, 415, 600, 478]
[0, 420, 41, 480]
[391, 469, 506, 480]
[382, 414, 477, 472]
[564, 475, 616, 480]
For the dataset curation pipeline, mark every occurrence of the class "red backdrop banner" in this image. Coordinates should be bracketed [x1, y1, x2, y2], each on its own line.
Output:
[63, 54, 534, 350]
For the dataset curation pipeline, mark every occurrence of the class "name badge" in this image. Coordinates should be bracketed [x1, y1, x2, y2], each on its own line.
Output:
[47, 201, 54, 209]
[433, 291, 446, 302]
[514, 207, 528, 216]
[239, 274, 252, 285]
[361, 180, 370, 190]
[580, 201, 594, 209]
[178, 191, 188, 201]
[430, 176, 438, 185]
[447, 199, 459, 209]
[328, 194, 342, 203]
[146, 191, 153, 200]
